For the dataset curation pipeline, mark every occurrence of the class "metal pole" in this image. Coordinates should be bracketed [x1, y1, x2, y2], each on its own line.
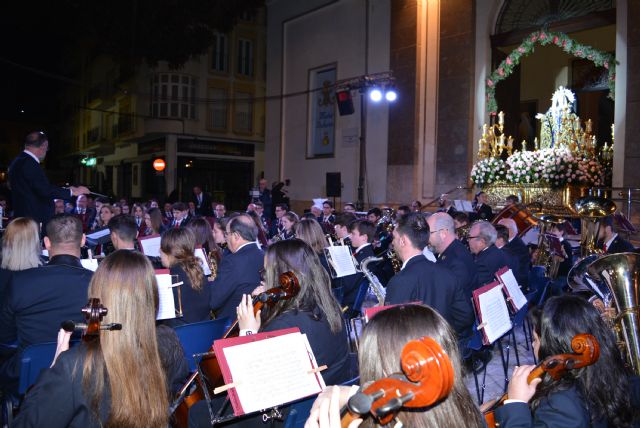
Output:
[357, 93, 367, 211]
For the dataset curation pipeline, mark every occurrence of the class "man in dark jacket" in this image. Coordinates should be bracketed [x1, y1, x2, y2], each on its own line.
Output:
[385, 213, 474, 337]
[469, 220, 511, 287]
[0, 215, 93, 392]
[209, 214, 264, 320]
[8, 131, 89, 226]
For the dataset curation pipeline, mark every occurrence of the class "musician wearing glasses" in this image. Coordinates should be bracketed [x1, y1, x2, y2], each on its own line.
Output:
[468, 221, 511, 287]
[8, 131, 89, 226]
[209, 214, 264, 321]
[385, 213, 474, 337]
[427, 212, 478, 297]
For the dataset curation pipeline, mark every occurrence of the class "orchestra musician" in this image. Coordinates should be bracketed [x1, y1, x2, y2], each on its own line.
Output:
[0, 215, 93, 394]
[385, 213, 474, 337]
[305, 304, 484, 428]
[279, 211, 298, 241]
[208, 214, 264, 321]
[293, 218, 332, 274]
[132, 203, 146, 236]
[468, 221, 511, 287]
[498, 218, 531, 289]
[599, 215, 636, 254]
[340, 219, 378, 309]
[494, 224, 522, 280]
[159, 228, 211, 326]
[12, 250, 188, 428]
[143, 207, 166, 236]
[343, 202, 356, 214]
[471, 191, 493, 221]
[333, 212, 356, 247]
[548, 222, 574, 296]
[0, 217, 42, 306]
[269, 203, 288, 238]
[189, 239, 351, 427]
[494, 295, 637, 427]
[186, 217, 223, 270]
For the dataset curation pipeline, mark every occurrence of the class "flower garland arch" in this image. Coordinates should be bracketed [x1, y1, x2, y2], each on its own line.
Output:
[485, 30, 617, 114]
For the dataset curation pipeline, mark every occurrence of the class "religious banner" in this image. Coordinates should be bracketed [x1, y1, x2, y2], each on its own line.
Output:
[307, 65, 336, 157]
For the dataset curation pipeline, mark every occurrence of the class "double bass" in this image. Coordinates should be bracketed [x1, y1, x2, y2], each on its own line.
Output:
[171, 272, 300, 428]
[483, 333, 600, 427]
[340, 336, 454, 427]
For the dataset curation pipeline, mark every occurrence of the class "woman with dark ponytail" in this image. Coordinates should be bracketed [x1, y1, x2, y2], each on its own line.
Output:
[160, 228, 211, 325]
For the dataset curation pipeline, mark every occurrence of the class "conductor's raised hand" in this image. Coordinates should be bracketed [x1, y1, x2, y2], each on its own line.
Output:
[70, 185, 91, 196]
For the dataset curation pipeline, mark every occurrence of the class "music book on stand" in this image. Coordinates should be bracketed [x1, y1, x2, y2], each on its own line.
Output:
[496, 266, 527, 312]
[194, 247, 212, 276]
[139, 234, 162, 258]
[454, 200, 474, 212]
[213, 327, 325, 416]
[324, 246, 357, 278]
[155, 269, 181, 320]
[472, 281, 512, 345]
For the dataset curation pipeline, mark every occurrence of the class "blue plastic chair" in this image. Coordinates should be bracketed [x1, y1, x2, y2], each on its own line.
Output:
[174, 317, 231, 372]
[18, 342, 58, 395]
[350, 277, 371, 317]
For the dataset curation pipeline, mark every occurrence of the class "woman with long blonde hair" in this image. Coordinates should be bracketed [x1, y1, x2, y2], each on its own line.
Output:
[0, 217, 41, 299]
[160, 228, 211, 325]
[13, 250, 175, 428]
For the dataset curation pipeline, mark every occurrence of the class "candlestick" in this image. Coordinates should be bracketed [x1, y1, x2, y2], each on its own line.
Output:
[498, 111, 505, 126]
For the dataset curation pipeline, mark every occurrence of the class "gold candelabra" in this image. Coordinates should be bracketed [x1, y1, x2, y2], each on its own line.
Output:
[478, 111, 515, 160]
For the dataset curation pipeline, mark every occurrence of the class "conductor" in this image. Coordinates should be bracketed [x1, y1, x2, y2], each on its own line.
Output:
[8, 131, 89, 226]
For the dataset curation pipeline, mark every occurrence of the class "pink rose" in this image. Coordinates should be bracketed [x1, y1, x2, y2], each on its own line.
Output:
[487, 79, 494, 87]
[562, 40, 567, 48]
[531, 34, 538, 42]
[506, 57, 513, 65]
[498, 68, 505, 76]
[518, 47, 526, 53]
[553, 36, 559, 44]
[604, 62, 609, 69]
[576, 50, 583, 57]
[539, 32, 546, 40]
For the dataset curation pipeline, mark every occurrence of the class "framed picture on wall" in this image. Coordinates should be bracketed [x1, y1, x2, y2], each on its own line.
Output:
[307, 63, 337, 158]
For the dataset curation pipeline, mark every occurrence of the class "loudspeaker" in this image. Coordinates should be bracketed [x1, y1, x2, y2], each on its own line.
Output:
[326, 172, 341, 197]
[336, 90, 355, 116]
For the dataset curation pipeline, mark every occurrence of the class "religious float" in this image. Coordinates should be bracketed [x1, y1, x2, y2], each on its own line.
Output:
[472, 30, 616, 216]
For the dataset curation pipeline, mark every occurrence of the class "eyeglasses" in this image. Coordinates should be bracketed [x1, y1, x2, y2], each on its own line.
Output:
[467, 235, 480, 240]
[430, 229, 445, 235]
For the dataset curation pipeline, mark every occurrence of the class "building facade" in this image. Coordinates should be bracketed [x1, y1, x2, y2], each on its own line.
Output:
[63, 10, 267, 209]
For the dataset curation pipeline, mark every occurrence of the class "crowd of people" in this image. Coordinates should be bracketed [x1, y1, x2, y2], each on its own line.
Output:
[1, 131, 639, 427]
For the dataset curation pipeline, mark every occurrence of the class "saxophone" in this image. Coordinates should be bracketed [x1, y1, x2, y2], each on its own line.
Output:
[360, 256, 386, 306]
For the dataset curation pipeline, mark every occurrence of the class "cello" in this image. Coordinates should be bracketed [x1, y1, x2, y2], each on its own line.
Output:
[340, 336, 454, 427]
[61, 298, 123, 342]
[483, 333, 600, 427]
[171, 271, 300, 428]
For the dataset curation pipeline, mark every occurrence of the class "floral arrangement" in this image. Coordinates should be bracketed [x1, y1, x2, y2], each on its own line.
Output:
[486, 30, 617, 113]
[470, 157, 506, 187]
[472, 147, 606, 188]
[505, 150, 542, 184]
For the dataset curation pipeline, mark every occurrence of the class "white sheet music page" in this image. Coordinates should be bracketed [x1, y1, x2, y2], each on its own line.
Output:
[222, 332, 324, 415]
[156, 273, 177, 320]
[478, 285, 512, 344]
[86, 228, 111, 240]
[498, 268, 527, 311]
[80, 259, 99, 272]
[326, 246, 357, 277]
[194, 248, 212, 276]
[139, 235, 162, 257]
[462, 200, 474, 212]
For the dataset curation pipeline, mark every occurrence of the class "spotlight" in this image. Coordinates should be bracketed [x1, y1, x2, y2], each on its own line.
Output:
[369, 88, 383, 102]
[385, 89, 397, 102]
[336, 89, 355, 116]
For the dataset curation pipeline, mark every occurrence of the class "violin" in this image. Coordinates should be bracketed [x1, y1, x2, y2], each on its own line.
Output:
[484, 333, 600, 427]
[340, 336, 454, 427]
[60, 298, 122, 342]
[172, 271, 300, 428]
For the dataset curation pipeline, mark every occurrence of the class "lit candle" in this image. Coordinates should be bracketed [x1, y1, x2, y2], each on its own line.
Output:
[498, 111, 505, 126]
[586, 119, 592, 134]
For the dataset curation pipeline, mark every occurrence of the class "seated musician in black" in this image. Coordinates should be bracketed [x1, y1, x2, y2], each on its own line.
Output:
[385, 213, 474, 337]
[332, 212, 356, 247]
[337, 219, 378, 311]
[468, 220, 511, 287]
[598, 215, 636, 254]
[189, 239, 350, 427]
[108, 214, 163, 268]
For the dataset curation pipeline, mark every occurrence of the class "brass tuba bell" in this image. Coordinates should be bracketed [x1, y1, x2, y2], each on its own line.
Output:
[574, 196, 617, 258]
[588, 253, 640, 375]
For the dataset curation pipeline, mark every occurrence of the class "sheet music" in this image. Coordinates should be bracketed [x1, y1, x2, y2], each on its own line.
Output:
[87, 228, 111, 240]
[476, 285, 512, 344]
[156, 273, 177, 320]
[498, 268, 527, 311]
[454, 200, 474, 212]
[139, 235, 161, 257]
[221, 332, 324, 415]
[325, 246, 357, 277]
[194, 248, 212, 276]
[80, 259, 99, 272]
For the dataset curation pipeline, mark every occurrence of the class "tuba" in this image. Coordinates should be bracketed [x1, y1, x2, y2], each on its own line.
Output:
[588, 253, 640, 375]
[574, 196, 617, 258]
